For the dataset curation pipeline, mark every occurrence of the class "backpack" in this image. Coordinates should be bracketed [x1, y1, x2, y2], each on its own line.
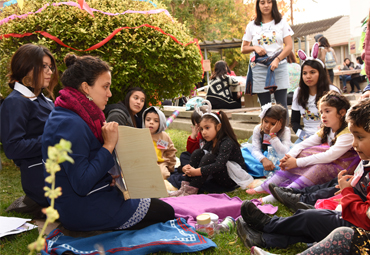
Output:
[325, 50, 337, 69]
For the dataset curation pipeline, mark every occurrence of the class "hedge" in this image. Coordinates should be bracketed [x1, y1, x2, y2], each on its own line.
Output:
[0, 0, 203, 104]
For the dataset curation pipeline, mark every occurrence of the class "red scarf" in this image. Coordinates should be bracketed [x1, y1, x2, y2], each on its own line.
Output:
[55, 87, 105, 143]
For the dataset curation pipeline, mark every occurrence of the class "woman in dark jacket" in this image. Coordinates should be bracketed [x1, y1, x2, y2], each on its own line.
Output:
[0, 44, 59, 217]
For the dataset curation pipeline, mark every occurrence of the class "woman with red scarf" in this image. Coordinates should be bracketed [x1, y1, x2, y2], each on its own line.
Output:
[42, 54, 174, 231]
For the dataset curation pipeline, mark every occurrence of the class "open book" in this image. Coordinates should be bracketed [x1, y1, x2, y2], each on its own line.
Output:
[109, 126, 168, 200]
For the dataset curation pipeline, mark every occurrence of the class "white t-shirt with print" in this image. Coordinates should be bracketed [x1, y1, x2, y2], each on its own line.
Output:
[291, 85, 340, 136]
[242, 18, 294, 59]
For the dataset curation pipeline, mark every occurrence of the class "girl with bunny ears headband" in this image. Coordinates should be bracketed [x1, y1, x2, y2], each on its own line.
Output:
[291, 43, 340, 141]
[297, 42, 325, 68]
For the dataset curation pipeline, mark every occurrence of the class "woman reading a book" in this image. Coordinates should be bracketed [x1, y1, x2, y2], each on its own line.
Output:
[42, 54, 174, 231]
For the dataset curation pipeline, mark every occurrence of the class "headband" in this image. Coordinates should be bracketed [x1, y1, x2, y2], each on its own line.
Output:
[297, 42, 325, 68]
[194, 100, 221, 123]
[259, 102, 272, 119]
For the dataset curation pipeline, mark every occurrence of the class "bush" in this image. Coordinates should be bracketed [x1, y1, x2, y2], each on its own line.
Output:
[0, 0, 203, 104]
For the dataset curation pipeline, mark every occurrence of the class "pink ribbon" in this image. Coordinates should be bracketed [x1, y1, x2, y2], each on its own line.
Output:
[0, 1, 174, 26]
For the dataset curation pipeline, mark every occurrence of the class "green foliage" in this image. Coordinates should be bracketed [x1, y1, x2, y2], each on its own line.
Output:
[0, 0, 203, 104]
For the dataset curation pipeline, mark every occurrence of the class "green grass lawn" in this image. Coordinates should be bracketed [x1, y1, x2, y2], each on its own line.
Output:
[0, 130, 308, 255]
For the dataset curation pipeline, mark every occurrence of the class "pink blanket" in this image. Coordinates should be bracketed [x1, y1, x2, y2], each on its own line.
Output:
[161, 193, 277, 226]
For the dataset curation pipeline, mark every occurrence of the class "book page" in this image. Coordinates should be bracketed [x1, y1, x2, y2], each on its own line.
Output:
[115, 126, 168, 199]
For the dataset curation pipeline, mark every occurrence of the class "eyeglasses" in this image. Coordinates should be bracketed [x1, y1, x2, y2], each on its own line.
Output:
[43, 64, 55, 74]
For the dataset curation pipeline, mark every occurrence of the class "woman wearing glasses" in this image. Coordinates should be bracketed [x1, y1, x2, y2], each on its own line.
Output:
[0, 44, 59, 218]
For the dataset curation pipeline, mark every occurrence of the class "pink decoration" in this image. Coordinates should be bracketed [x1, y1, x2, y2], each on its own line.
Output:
[312, 42, 319, 59]
[166, 110, 179, 127]
[0, 1, 174, 26]
[297, 49, 306, 61]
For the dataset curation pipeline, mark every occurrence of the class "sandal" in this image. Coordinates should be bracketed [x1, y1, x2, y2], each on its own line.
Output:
[246, 189, 268, 195]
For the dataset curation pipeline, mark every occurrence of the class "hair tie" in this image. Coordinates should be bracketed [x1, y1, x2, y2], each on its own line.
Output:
[259, 102, 272, 119]
[297, 42, 325, 68]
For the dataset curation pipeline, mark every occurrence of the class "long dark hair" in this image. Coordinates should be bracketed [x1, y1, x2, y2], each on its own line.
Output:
[8, 44, 59, 98]
[357, 56, 364, 65]
[124, 87, 147, 125]
[254, 0, 282, 26]
[260, 104, 287, 151]
[318, 36, 331, 48]
[286, 51, 297, 64]
[210, 60, 228, 80]
[297, 60, 330, 109]
[317, 91, 350, 145]
[201, 111, 239, 154]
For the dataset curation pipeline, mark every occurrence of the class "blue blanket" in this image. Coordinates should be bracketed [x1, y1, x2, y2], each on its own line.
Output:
[41, 218, 216, 255]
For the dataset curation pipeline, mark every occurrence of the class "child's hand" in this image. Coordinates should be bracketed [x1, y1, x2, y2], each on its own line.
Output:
[261, 158, 275, 171]
[184, 166, 201, 177]
[109, 174, 120, 187]
[269, 120, 282, 135]
[279, 155, 297, 170]
[338, 170, 354, 192]
[190, 124, 199, 139]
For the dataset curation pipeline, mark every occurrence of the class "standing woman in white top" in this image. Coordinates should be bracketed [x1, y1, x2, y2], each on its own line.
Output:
[241, 0, 293, 121]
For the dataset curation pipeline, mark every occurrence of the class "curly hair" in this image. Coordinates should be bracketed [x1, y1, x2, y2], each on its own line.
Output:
[346, 99, 370, 133]
[317, 91, 350, 144]
[61, 54, 111, 90]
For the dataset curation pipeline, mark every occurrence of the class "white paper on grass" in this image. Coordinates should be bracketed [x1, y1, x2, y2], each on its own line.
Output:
[0, 216, 37, 237]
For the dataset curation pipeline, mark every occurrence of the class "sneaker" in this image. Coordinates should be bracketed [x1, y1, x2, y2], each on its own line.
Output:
[268, 183, 281, 203]
[237, 218, 266, 248]
[6, 195, 45, 219]
[357, 90, 362, 94]
[274, 188, 301, 212]
[295, 201, 316, 210]
[240, 200, 271, 231]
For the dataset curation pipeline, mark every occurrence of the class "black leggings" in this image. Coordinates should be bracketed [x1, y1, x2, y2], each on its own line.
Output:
[257, 89, 289, 124]
[184, 149, 235, 188]
[127, 198, 175, 230]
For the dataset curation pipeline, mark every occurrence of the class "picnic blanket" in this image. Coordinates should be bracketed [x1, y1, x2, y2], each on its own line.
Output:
[161, 193, 277, 227]
[41, 218, 216, 255]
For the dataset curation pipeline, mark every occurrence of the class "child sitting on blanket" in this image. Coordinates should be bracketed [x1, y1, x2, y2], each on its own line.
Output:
[178, 101, 210, 171]
[237, 98, 370, 251]
[242, 103, 291, 180]
[247, 91, 360, 203]
[169, 106, 250, 197]
[143, 106, 177, 179]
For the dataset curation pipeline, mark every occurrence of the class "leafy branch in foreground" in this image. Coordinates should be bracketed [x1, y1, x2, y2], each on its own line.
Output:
[27, 139, 74, 255]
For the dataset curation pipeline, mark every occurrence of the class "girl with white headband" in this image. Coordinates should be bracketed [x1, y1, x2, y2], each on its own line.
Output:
[291, 43, 340, 144]
[169, 109, 248, 196]
[243, 103, 291, 193]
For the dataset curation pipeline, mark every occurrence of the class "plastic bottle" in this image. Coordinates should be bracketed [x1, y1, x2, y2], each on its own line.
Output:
[203, 212, 219, 230]
[195, 214, 214, 238]
[217, 216, 236, 233]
